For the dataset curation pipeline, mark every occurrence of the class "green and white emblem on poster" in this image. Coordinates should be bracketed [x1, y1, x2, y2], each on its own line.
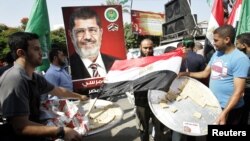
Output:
[104, 7, 119, 22]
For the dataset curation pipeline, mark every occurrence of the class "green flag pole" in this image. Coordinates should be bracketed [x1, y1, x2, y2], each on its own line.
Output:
[25, 0, 51, 72]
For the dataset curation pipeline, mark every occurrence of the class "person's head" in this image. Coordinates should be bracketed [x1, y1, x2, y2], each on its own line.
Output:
[213, 25, 235, 51]
[69, 7, 103, 61]
[236, 32, 250, 54]
[49, 47, 66, 67]
[182, 35, 195, 49]
[194, 41, 203, 52]
[8, 32, 42, 68]
[164, 46, 176, 53]
[177, 42, 183, 48]
[140, 38, 154, 57]
[194, 41, 205, 56]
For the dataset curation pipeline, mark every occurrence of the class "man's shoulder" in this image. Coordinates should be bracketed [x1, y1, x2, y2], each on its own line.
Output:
[234, 49, 249, 58]
[224, 49, 249, 64]
[0, 67, 26, 88]
[0, 65, 12, 75]
[44, 68, 57, 78]
[188, 52, 205, 61]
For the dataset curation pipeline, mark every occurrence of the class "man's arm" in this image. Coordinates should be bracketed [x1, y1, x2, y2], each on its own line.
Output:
[179, 65, 211, 79]
[9, 115, 82, 140]
[215, 77, 245, 125]
[50, 87, 88, 101]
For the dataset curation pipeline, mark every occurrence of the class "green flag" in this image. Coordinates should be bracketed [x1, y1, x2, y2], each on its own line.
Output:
[120, 0, 128, 4]
[236, 0, 250, 36]
[207, 0, 214, 7]
[25, 0, 51, 72]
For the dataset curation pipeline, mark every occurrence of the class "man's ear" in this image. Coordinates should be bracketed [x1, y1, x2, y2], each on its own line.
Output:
[243, 43, 248, 49]
[224, 37, 231, 44]
[16, 49, 25, 57]
[53, 56, 58, 62]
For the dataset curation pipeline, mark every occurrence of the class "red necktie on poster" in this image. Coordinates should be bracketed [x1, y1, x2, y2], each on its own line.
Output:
[89, 63, 100, 77]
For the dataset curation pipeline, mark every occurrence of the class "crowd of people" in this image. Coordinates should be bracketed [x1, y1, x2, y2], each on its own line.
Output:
[0, 6, 249, 141]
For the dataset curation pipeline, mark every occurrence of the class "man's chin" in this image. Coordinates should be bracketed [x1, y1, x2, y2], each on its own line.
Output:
[81, 54, 98, 59]
[80, 50, 99, 59]
[82, 44, 95, 49]
[37, 63, 43, 67]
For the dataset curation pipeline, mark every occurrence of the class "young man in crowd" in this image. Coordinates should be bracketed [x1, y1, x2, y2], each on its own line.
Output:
[180, 25, 249, 125]
[134, 38, 167, 141]
[236, 32, 250, 124]
[0, 32, 88, 141]
[45, 47, 73, 99]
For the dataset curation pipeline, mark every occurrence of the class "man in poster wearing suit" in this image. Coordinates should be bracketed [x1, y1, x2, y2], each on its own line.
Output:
[68, 7, 117, 96]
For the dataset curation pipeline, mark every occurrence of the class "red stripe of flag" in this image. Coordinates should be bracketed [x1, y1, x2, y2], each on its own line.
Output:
[212, 0, 224, 26]
[110, 48, 183, 71]
[204, 0, 224, 62]
[227, 0, 242, 27]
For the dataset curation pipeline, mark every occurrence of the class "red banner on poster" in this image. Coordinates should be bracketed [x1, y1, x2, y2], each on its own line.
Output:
[131, 10, 165, 36]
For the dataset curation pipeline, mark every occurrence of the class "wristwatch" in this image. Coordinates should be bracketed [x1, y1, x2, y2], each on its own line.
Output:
[56, 126, 65, 139]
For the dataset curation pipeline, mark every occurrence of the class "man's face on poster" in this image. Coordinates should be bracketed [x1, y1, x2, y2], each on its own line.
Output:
[71, 17, 103, 59]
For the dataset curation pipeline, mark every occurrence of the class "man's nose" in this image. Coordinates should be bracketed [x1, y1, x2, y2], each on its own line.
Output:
[39, 48, 42, 56]
[145, 48, 151, 51]
[84, 30, 92, 39]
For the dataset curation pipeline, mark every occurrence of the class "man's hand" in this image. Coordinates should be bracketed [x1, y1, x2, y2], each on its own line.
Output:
[80, 95, 88, 101]
[214, 112, 228, 125]
[64, 127, 82, 141]
[178, 72, 190, 78]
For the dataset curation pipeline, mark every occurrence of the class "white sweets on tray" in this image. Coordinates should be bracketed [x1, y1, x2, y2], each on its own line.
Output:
[40, 99, 123, 136]
[148, 76, 222, 136]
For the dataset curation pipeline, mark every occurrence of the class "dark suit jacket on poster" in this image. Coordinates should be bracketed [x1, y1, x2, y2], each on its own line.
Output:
[69, 53, 117, 96]
[70, 53, 117, 80]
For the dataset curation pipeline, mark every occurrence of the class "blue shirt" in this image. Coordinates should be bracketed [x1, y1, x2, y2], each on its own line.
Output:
[209, 48, 250, 108]
[45, 64, 73, 91]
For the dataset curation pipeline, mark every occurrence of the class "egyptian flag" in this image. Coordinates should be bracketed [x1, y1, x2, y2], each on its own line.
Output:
[99, 48, 183, 98]
[227, 0, 242, 27]
[204, 0, 224, 63]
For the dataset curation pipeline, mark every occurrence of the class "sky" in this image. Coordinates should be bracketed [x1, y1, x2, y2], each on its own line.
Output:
[0, 0, 211, 30]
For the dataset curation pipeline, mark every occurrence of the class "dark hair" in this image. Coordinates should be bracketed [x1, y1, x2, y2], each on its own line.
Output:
[164, 46, 176, 53]
[236, 32, 250, 46]
[4, 52, 14, 64]
[140, 38, 153, 46]
[214, 25, 235, 44]
[182, 35, 194, 48]
[177, 42, 183, 48]
[69, 7, 101, 31]
[8, 32, 39, 60]
[194, 42, 203, 50]
[49, 48, 63, 62]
